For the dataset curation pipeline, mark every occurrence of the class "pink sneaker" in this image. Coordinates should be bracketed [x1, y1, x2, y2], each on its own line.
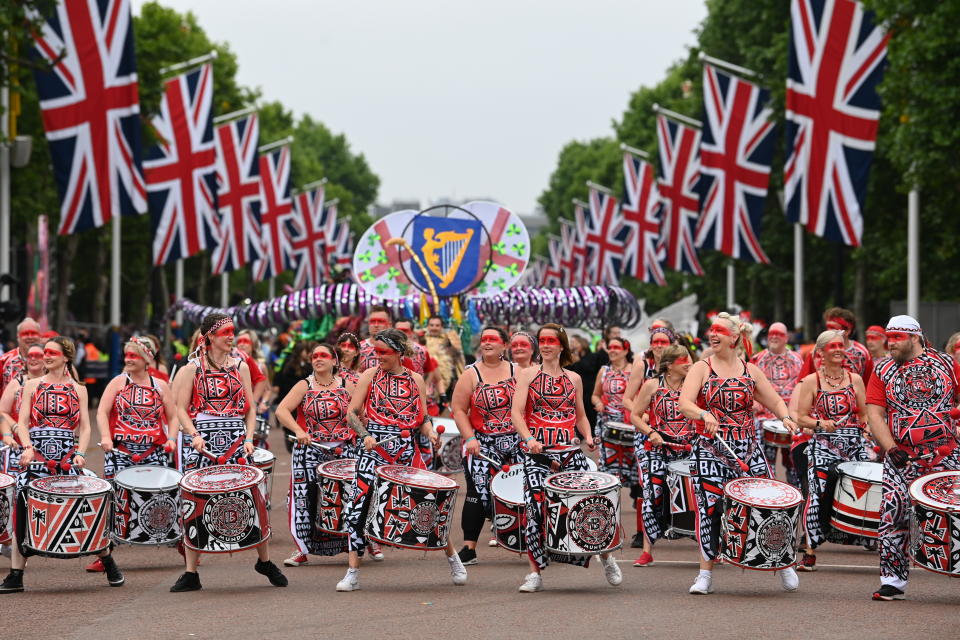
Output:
[633, 551, 654, 567]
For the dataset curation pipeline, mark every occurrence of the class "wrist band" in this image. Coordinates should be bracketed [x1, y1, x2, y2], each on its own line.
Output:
[192, 433, 203, 438]
[699, 410, 709, 421]
[464, 436, 477, 444]
[74, 452, 86, 457]
[244, 439, 253, 443]
[524, 436, 535, 443]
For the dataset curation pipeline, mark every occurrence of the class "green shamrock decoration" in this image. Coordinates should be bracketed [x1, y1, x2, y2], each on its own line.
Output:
[506, 223, 521, 237]
[492, 241, 507, 255]
[360, 270, 375, 282]
[368, 233, 380, 247]
[377, 250, 388, 264]
[512, 242, 526, 255]
[387, 267, 401, 280]
[358, 250, 372, 262]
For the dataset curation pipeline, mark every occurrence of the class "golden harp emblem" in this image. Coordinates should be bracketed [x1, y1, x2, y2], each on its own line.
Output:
[421, 228, 475, 288]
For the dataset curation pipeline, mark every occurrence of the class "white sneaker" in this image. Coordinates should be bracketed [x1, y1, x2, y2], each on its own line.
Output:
[601, 555, 622, 586]
[689, 573, 714, 595]
[779, 567, 799, 592]
[488, 538, 498, 547]
[336, 569, 360, 592]
[518, 572, 543, 593]
[448, 554, 468, 586]
[368, 542, 385, 561]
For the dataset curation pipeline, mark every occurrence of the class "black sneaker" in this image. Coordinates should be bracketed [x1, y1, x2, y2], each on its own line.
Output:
[630, 533, 644, 549]
[170, 571, 202, 593]
[872, 585, 905, 601]
[458, 546, 478, 566]
[100, 555, 125, 587]
[255, 560, 288, 587]
[0, 570, 24, 594]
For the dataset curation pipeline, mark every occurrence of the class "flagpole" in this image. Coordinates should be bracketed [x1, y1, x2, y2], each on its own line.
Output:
[907, 180, 919, 318]
[652, 103, 702, 129]
[159, 50, 218, 77]
[697, 52, 758, 78]
[0, 78, 9, 303]
[221, 272, 229, 308]
[258, 136, 294, 154]
[619, 142, 650, 159]
[268, 277, 275, 300]
[175, 259, 184, 325]
[726, 262, 735, 310]
[794, 224, 804, 331]
[213, 106, 256, 125]
[111, 213, 120, 327]
[586, 180, 614, 195]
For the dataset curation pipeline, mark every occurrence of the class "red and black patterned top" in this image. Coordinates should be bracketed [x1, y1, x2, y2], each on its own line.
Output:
[29, 381, 81, 431]
[358, 340, 379, 372]
[0, 351, 25, 397]
[364, 367, 424, 428]
[525, 368, 577, 446]
[111, 374, 165, 441]
[751, 348, 804, 420]
[599, 364, 629, 422]
[297, 377, 352, 441]
[698, 358, 756, 440]
[468, 363, 516, 435]
[188, 358, 247, 419]
[800, 340, 873, 384]
[811, 373, 862, 434]
[407, 342, 428, 375]
[650, 377, 693, 441]
[339, 368, 360, 387]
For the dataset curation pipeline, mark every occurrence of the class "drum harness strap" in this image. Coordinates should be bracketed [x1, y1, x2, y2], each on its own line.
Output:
[32, 444, 78, 472]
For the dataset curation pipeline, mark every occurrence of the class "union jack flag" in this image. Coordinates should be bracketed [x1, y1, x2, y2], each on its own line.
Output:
[695, 64, 775, 264]
[523, 257, 547, 287]
[211, 114, 261, 274]
[784, 0, 888, 247]
[289, 185, 327, 289]
[31, 0, 146, 235]
[144, 64, 217, 265]
[320, 199, 340, 274]
[543, 236, 565, 288]
[572, 201, 591, 286]
[252, 145, 294, 281]
[655, 115, 704, 276]
[331, 220, 353, 268]
[621, 151, 666, 285]
[585, 185, 625, 285]
[558, 219, 578, 287]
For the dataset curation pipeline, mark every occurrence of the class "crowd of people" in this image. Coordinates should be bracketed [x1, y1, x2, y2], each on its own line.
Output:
[0, 304, 957, 602]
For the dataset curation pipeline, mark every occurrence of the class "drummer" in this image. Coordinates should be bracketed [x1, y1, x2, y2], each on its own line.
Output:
[509, 331, 538, 371]
[335, 328, 467, 592]
[865, 315, 960, 601]
[798, 307, 873, 383]
[451, 326, 518, 566]
[864, 325, 889, 362]
[169, 313, 287, 593]
[677, 313, 801, 595]
[335, 332, 363, 387]
[0, 344, 46, 477]
[357, 306, 393, 371]
[622, 321, 676, 414]
[276, 343, 356, 567]
[511, 323, 623, 593]
[0, 336, 124, 594]
[792, 330, 872, 572]
[630, 345, 696, 566]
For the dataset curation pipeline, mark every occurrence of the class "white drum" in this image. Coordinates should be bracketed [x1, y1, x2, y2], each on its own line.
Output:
[665, 458, 696, 537]
[251, 447, 277, 510]
[762, 420, 791, 448]
[113, 465, 183, 545]
[543, 470, 622, 555]
[830, 461, 883, 538]
[433, 417, 463, 474]
[491, 463, 526, 552]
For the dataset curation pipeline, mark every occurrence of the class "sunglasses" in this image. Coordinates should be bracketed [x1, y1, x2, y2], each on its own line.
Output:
[123, 351, 142, 360]
[538, 336, 561, 346]
[44, 348, 64, 358]
[480, 335, 504, 345]
[312, 352, 335, 361]
[374, 347, 396, 355]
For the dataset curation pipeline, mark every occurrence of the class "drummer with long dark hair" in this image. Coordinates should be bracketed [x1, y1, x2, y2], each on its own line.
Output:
[335, 328, 467, 592]
[169, 312, 287, 592]
[277, 343, 355, 567]
[511, 323, 623, 593]
[335, 332, 362, 387]
[622, 321, 676, 414]
[677, 313, 800, 596]
[0, 336, 124, 593]
[451, 326, 517, 566]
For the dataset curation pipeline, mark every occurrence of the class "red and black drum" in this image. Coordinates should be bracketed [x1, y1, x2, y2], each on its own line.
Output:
[316, 458, 356, 535]
[365, 465, 459, 550]
[0, 471, 14, 545]
[909, 470, 960, 577]
[24, 474, 113, 558]
[251, 447, 277, 510]
[113, 465, 183, 545]
[179, 465, 270, 553]
[761, 420, 792, 448]
[665, 458, 696, 537]
[543, 470, 622, 555]
[491, 463, 526, 553]
[720, 477, 803, 571]
[830, 461, 883, 538]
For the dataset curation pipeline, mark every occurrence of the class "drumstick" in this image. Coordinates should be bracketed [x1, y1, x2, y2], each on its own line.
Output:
[643, 440, 692, 452]
[285, 434, 345, 456]
[475, 452, 511, 473]
[713, 433, 751, 474]
[375, 430, 411, 448]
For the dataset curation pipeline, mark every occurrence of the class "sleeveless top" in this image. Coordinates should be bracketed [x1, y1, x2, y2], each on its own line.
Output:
[651, 376, 693, 441]
[111, 374, 165, 440]
[525, 368, 577, 445]
[811, 372, 862, 435]
[407, 342, 428, 375]
[468, 363, 516, 435]
[599, 364, 629, 422]
[874, 347, 958, 447]
[364, 367, 424, 428]
[339, 368, 360, 387]
[29, 381, 81, 431]
[697, 358, 756, 440]
[189, 357, 247, 419]
[297, 376, 352, 441]
[358, 340, 379, 372]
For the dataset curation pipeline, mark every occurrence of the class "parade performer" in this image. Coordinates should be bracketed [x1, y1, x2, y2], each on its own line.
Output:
[0, 318, 43, 397]
[0, 337, 124, 593]
[678, 313, 800, 595]
[335, 329, 467, 592]
[237, 329, 271, 417]
[277, 344, 356, 566]
[630, 345, 695, 566]
[451, 326, 517, 566]
[509, 331, 538, 371]
[799, 307, 873, 382]
[396, 318, 440, 464]
[357, 306, 393, 371]
[866, 316, 960, 601]
[865, 325, 889, 362]
[511, 323, 622, 593]
[947, 332, 960, 367]
[169, 313, 287, 592]
[143, 334, 170, 382]
[335, 332, 362, 387]
[750, 322, 804, 484]
[793, 330, 871, 572]
[622, 322, 675, 414]
[0, 344, 45, 477]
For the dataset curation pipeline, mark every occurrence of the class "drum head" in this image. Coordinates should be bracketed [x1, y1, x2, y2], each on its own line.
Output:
[252, 447, 276, 466]
[115, 465, 183, 491]
[317, 458, 356, 480]
[667, 458, 692, 477]
[491, 464, 525, 505]
[724, 477, 803, 508]
[0, 472, 14, 490]
[762, 420, 788, 434]
[909, 471, 960, 512]
[29, 474, 111, 495]
[376, 465, 459, 490]
[604, 421, 635, 432]
[180, 465, 264, 493]
[545, 470, 620, 493]
[837, 460, 883, 483]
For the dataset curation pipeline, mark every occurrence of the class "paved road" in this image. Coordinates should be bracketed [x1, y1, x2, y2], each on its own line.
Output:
[5, 430, 957, 640]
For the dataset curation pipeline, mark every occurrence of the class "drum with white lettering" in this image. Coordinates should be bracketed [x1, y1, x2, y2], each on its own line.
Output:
[179, 465, 270, 553]
[24, 474, 113, 558]
[491, 463, 525, 552]
[830, 461, 883, 538]
[543, 470, 622, 555]
[365, 465, 459, 550]
[113, 465, 183, 545]
[720, 477, 803, 570]
[316, 458, 356, 535]
[909, 470, 960, 577]
[665, 458, 696, 537]
[251, 447, 276, 509]
[0, 472, 14, 546]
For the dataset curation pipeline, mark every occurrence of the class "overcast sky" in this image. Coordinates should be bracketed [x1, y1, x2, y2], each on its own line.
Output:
[134, 0, 707, 216]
